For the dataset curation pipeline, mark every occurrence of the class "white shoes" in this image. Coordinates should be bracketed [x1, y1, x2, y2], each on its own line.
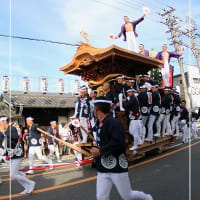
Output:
[139, 138, 144, 145]
[27, 181, 35, 194]
[154, 133, 160, 138]
[20, 181, 35, 195]
[145, 137, 152, 142]
[129, 145, 138, 151]
[173, 133, 179, 137]
[57, 159, 62, 163]
[164, 133, 172, 136]
[20, 188, 28, 195]
[26, 170, 34, 175]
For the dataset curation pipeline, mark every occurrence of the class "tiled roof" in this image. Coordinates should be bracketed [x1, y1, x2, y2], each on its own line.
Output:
[2, 91, 76, 108]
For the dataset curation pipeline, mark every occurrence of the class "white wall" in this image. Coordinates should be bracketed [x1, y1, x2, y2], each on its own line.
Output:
[187, 66, 200, 108]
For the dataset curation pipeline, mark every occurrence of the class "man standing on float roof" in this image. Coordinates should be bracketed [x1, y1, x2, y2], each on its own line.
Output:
[91, 96, 153, 200]
[156, 44, 181, 87]
[115, 13, 146, 52]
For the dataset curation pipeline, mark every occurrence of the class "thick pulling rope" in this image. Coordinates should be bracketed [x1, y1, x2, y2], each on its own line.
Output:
[19, 159, 93, 172]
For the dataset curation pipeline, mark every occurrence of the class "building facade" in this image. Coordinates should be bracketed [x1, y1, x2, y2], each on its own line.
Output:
[0, 91, 76, 128]
[173, 66, 200, 109]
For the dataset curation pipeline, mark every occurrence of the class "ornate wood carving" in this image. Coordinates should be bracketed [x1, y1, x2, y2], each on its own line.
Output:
[60, 42, 163, 86]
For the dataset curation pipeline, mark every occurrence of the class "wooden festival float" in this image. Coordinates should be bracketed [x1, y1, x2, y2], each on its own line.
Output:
[59, 42, 176, 161]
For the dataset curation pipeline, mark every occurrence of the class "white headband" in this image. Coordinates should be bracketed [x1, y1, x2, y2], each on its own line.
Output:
[117, 76, 124, 79]
[127, 89, 137, 93]
[26, 117, 34, 121]
[140, 85, 147, 89]
[94, 100, 112, 105]
[0, 117, 8, 121]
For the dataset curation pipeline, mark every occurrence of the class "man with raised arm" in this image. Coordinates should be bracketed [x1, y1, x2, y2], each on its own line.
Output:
[115, 14, 146, 52]
[156, 44, 181, 87]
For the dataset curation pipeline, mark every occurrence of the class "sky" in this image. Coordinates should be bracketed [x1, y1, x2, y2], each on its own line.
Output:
[0, 0, 200, 93]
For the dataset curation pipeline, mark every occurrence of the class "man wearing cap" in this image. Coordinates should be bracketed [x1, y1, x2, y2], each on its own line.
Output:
[47, 121, 62, 163]
[146, 84, 161, 141]
[155, 87, 173, 137]
[156, 44, 182, 87]
[26, 117, 53, 174]
[115, 14, 146, 52]
[171, 88, 181, 137]
[138, 85, 152, 142]
[0, 116, 35, 194]
[129, 80, 135, 90]
[139, 44, 149, 56]
[74, 86, 91, 143]
[91, 96, 153, 200]
[123, 89, 143, 150]
[114, 76, 127, 111]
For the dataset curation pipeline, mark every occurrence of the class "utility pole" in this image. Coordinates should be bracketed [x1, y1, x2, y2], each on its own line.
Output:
[182, 16, 200, 76]
[158, 7, 191, 108]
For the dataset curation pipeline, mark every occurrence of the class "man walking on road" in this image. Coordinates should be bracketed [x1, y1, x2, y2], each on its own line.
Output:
[90, 96, 153, 200]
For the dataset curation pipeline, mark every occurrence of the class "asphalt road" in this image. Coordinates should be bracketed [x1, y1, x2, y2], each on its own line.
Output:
[0, 137, 200, 200]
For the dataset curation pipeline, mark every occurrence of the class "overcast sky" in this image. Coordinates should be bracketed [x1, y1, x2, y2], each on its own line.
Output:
[0, 0, 199, 92]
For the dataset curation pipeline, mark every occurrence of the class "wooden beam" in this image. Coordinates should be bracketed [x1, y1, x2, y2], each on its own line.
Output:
[37, 128, 91, 157]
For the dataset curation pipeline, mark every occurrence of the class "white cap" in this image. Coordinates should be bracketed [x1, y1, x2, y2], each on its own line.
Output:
[50, 121, 56, 124]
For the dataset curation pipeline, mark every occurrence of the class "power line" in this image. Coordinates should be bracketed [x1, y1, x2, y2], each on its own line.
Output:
[0, 34, 79, 47]
[141, 0, 170, 11]
[92, 0, 132, 14]
[123, 0, 159, 13]
[91, 0, 161, 23]
[115, 0, 161, 22]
